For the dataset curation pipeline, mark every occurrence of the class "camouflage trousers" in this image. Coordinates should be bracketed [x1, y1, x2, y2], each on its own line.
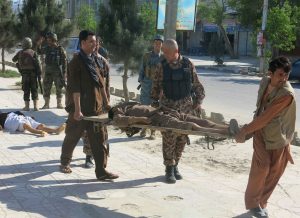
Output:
[160, 96, 193, 166]
[43, 71, 64, 99]
[162, 131, 188, 166]
[21, 71, 39, 101]
[82, 127, 109, 156]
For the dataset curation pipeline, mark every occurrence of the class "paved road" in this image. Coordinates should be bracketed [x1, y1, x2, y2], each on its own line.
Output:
[0, 76, 300, 217]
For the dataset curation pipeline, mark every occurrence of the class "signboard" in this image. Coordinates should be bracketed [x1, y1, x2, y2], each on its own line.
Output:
[157, 0, 197, 31]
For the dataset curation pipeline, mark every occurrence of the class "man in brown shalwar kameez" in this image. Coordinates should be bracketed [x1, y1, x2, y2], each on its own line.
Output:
[235, 56, 296, 218]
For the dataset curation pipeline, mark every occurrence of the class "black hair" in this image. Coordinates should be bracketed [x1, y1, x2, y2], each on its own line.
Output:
[79, 30, 95, 46]
[268, 56, 291, 74]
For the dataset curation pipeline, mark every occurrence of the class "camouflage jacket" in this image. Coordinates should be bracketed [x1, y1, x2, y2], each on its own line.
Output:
[38, 44, 67, 74]
[151, 55, 205, 112]
[138, 50, 164, 82]
[12, 49, 42, 76]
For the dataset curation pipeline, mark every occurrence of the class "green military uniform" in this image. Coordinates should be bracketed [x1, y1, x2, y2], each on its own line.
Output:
[40, 44, 67, 105]
[12, 37, 42, 111]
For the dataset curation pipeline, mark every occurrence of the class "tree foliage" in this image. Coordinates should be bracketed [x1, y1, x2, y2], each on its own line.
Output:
[0, 0, 18, 72]
[99, 0, 149, 101]
[228, 0, 300, 55]
[139, 1, 157, 41]
[267, 2, 296, 51]
[197, 0, 235, 58]
[16, 0, 73, 43]
[75, 4, 97, 32]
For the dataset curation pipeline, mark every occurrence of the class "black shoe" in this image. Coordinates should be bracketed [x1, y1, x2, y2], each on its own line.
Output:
[174, 165, 183, 180]
[97, 171, 119, 180]
[249, 207, 268, 217]
[261, 207, 268, 216]
[84, 155, 94, 168]
[165, 166, 176, 184]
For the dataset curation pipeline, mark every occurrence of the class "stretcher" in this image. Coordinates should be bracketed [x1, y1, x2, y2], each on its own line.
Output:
[83, 114, 230, 150]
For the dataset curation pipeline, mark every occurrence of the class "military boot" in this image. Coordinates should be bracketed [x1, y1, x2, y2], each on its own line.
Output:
[174, 164, 183, 180]
[41, 97, 50, 109]
[23, 101, 30, 111]
[165, 166, 176, 184]
[84, 155, 94, 168]
[140, 128, 147, 137]
[149, 130, 156, 140]
[57, 98, 64, 109]
[33, 100, 39, 111]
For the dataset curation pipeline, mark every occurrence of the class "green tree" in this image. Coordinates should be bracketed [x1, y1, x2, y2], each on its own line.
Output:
[75, 4, 97, 32]
[16, 0, 73, 44]
[197, 0, 235, 58]
[140, 1, 157, 41]
[208, 33, 225, 64]
[267, 2, 296, 56]
[99, 0, 149, 102]
[229, 0, 300, 57]
[0, 0, 17, 72]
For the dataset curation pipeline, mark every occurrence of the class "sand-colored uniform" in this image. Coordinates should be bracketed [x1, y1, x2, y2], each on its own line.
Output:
[151, 55, 205, 166]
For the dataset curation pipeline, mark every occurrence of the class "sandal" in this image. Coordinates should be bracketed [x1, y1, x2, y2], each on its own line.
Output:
[60, 165, 72, 174]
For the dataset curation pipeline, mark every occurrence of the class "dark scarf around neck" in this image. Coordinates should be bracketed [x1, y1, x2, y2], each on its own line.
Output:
[79, 49, 102, 87]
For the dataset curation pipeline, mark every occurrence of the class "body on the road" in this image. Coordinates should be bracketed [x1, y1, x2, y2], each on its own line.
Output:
[0, 111, 65, 136]
[235, 56, 296, 218]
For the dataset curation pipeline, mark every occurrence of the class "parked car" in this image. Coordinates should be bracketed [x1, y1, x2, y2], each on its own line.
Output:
[289, 59, 300, 81]
[64, 37, 80, 61]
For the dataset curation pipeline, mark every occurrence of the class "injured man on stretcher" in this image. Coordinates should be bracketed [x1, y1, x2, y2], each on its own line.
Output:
[108, 102, 240, 137]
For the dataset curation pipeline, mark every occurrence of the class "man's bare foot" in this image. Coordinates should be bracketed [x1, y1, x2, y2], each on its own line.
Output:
[60, 164, 72, 173]
[40, 131, 48, 137]
[55, 123, 66, 134]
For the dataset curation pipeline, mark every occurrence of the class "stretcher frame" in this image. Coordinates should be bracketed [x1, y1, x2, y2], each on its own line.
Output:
[83, 114, 230, 150]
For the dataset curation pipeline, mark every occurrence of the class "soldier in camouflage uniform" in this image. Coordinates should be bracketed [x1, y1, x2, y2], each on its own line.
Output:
[138, 34, 164, 139]
[151, 39, 205, 184]
[12, 37, 42, 111]
[37, 32, 67, 109]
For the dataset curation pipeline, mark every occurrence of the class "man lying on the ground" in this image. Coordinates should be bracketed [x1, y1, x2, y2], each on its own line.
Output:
[108, 102, 239, 137]
[0, 111, 65, 137]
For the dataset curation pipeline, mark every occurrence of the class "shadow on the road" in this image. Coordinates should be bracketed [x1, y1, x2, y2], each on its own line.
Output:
[8, 140, 64, 150]
[0, 159, 163, 217]
[232, 212, 252, 218]
[219, 78, 260, 85]
[0, 87, 21, 91]
[108, 135, 146, 144]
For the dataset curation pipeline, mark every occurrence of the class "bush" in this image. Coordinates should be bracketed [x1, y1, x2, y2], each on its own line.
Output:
[0, 70, 20, 78]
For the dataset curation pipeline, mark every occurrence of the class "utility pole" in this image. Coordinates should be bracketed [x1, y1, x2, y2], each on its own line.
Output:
[164, 0, 178, 40]
[259, 0, 268, 75]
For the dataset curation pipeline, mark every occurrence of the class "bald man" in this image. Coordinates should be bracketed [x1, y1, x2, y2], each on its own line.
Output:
[151, 39, 205, 183]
